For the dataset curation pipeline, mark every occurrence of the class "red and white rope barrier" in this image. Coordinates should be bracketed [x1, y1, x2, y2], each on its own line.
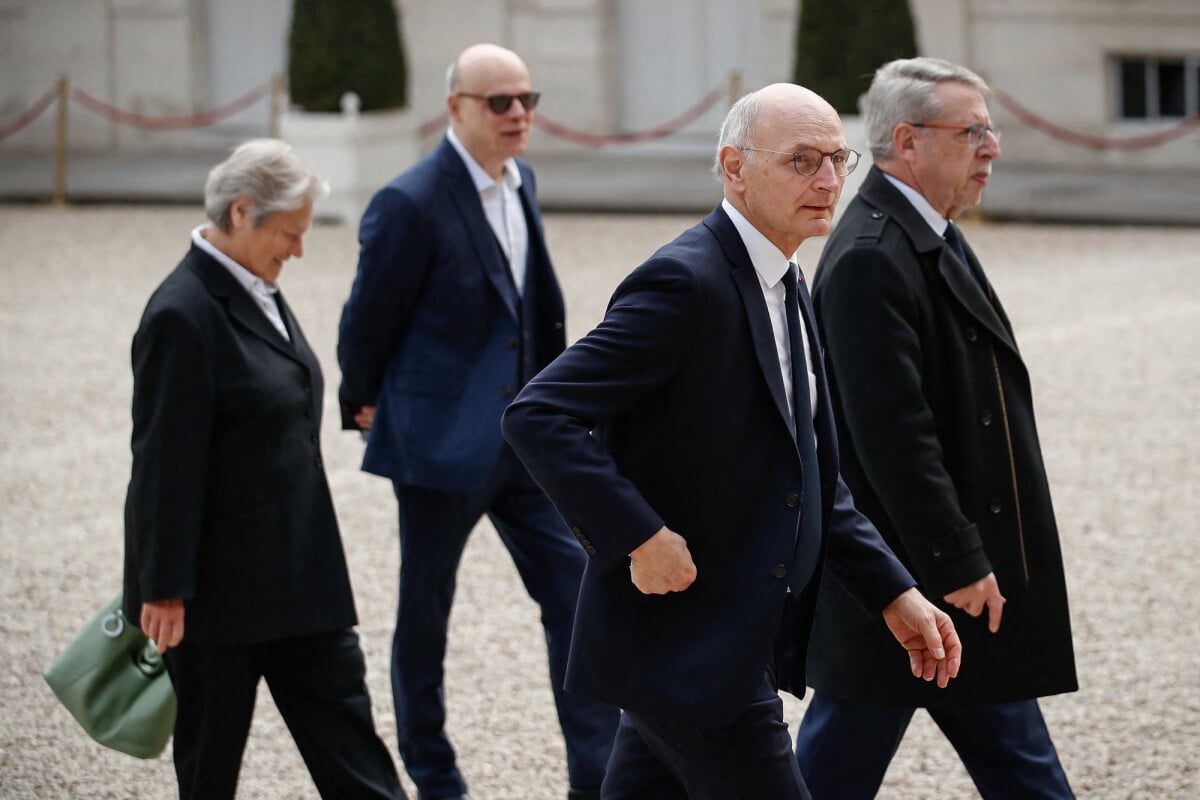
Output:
[69, 84, 269, 131]
[0, 86, 57, 142]
[994, 88, 1200, 151]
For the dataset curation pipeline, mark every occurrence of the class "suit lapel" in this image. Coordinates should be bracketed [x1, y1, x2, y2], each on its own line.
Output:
[185, 247, 306, 367]
[706, 208, 795, 436]
[439, 140, 521, 321]
[860, 168, 1019, 357]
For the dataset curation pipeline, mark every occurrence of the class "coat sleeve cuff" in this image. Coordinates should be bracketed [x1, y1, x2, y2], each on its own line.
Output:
[921, 522, 993, 596]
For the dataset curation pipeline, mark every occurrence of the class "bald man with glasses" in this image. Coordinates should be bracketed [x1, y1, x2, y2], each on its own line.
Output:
[337, 43, 618, 800]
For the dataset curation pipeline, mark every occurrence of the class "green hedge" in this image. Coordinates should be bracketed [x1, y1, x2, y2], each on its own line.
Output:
[287, 0, 408, 112]
[793, 0, 917, 114]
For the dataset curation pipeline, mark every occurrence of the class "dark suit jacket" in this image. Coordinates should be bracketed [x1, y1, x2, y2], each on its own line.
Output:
[502, 206, 914, 727]
[806, 166, 1077, 706]
[123, 245, 357, 644]
[337, 136, 566, 491]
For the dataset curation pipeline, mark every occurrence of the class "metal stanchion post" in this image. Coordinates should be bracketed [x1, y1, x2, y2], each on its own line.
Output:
[53, 74, 69, 206]
[727, 69, 744, 107]
[270, 72, 284, 139]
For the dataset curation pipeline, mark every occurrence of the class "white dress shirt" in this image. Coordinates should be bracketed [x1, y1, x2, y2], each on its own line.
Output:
[721, 200, 817, 424]
[191, 225, 289, 341]
[447, 128, 529, 294]
[882, 172, 953, 238]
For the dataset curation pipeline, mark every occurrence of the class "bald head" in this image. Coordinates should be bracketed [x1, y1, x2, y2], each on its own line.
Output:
[446, 43, 529, 96]
[714, 82, 849, 255]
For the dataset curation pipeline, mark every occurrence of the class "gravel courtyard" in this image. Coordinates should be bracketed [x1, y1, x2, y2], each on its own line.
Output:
[1, 204, 1197, 799]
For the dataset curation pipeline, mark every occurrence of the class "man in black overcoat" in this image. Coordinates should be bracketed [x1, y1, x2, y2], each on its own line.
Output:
[795, 57, 1078, 799]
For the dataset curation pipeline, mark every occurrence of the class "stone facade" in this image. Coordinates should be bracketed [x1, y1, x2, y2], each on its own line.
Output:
[1, 0, 1197, 217]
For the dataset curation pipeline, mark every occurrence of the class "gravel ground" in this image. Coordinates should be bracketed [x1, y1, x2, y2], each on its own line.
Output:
[1, 204, 1197, 799]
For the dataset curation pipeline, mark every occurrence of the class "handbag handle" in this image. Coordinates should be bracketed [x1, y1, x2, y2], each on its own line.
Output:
[99, 606, 166, 678]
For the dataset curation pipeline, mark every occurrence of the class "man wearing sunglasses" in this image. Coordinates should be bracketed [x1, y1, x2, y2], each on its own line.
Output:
[337, 43, 618, 800]
[796, 57, 1078, 799]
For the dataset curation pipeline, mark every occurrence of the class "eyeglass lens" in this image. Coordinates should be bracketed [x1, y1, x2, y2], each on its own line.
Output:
[792, 149, 859, 177]
[486, 93, 540, 114]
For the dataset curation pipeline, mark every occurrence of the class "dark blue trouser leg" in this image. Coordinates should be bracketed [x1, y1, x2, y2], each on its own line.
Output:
[604, 673, 808, 800]
[795, 692, 1074, 800]
[392, 483, 481, 799]
[794, 692, 913, 800]
[929, 699, 1075, 800]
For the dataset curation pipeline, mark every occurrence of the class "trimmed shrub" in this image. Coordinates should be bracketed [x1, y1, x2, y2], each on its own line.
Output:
[793, 0, 918, 114]
[287, 0, 408, 112]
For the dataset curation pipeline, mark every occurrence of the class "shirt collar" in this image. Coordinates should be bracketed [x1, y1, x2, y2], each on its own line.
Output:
[191, 224, 279, 297]
[721, 199, 794, 288]
[446, 128, 523, 194]
[881, 172, 950, 236]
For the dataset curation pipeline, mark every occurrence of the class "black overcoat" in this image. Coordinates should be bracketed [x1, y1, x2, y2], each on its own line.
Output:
[122, 245, 357, 644]
[805, 167, 1077, 707]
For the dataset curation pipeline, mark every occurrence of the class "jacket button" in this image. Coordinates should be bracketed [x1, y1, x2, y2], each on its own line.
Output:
[965, 327, 979, 342]
[870, 211, 884, 220]
[502, 386, 513, 398]
[507, 337, 518, 348]
[979, 410, 993, 426]
[989, 500, 1003, 515]
[785, 492, 800, 508]
[771, 564, 788, 578]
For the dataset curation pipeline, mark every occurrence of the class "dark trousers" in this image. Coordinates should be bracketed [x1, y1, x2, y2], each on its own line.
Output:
[601, 673, 810, 800]
[391, 447, 619, 799]
[795, 692, 1074, 800]
[164, 629, 404, 800]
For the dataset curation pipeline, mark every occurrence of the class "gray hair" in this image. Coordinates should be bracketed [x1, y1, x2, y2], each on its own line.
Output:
[204, 139, 329, 232]
[863, 57, 990, 161]
[712, 90, 762, 180]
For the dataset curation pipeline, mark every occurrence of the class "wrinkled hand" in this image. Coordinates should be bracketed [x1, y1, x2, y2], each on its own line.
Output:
[943, 571, 1006, 633]
[140, 598, 185, 654]
[629, 526, 697, 595]
[882, 587, 962, 688]
[355, 405, 375, 431]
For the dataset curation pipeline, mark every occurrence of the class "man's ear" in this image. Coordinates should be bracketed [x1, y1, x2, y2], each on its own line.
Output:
[719, 144, 746, 189]
[893, 123, 919, 163]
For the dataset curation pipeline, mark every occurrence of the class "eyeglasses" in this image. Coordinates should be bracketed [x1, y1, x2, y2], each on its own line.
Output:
[739, 147, 861, 177]
[457, 92, 541, 114]
[910, 122, 1001, 147]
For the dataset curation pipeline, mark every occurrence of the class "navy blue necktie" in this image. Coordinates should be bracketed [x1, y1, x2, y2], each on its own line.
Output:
[944, 222, 985, 290]
[783, 264, 822, 590]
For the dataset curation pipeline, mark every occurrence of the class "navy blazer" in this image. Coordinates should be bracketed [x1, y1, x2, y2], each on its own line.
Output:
[502, 206, 914, 727]
[337, 136, 566, 491]
[123, 245, 357, 643]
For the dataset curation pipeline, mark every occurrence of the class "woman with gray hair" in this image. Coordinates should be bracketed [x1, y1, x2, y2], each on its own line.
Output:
[123, 139, 406, 800]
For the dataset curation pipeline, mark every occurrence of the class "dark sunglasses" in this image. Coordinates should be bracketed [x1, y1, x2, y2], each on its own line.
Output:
[457, 91, 541, 114]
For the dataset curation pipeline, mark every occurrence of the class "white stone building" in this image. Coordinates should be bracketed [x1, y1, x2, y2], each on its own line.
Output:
[0, 0, 1197, 221]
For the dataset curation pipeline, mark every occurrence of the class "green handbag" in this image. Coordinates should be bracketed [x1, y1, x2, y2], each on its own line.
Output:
[44, 594, 177, 759]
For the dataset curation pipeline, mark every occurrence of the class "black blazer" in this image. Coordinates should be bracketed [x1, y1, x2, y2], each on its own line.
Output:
[503, 206, 914, 727]
[337, 136, 566, 491]
[123, 245, 357, 644]
[806, 166, 1077, 706]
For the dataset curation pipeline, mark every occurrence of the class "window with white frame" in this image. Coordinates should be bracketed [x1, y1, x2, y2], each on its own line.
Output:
[1115, 56, 1200, 120]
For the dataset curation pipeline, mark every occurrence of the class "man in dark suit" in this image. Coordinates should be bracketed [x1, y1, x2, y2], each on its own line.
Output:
[124, 139, 405, 800]
[336, 43, 618, 800]
[501, 83, 963, 799]
[795, 57, 1077, 799]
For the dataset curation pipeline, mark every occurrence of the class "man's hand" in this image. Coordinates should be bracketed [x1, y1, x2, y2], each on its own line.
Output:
[140, 598, 185, 654]
[354, 405, 375, 431]
[629, 526, 697, 595]
[882, 587, 962, 688]
[943, 571, 1006, 633]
